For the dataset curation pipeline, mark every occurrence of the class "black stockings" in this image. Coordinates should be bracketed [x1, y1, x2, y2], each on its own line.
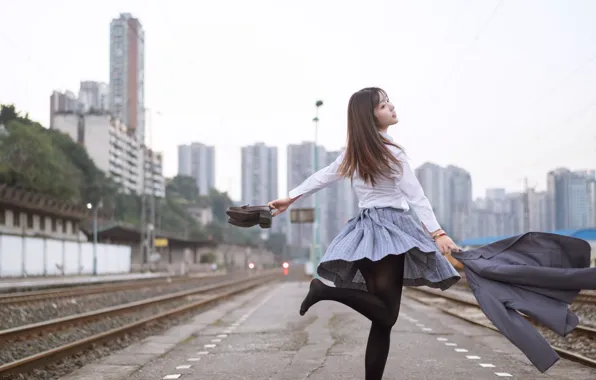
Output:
[299, 254, 406, 380]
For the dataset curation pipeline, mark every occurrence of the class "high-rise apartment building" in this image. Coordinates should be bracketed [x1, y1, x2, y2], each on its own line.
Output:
[177, 143, 216, 196]
[241, 143, 278, 207]
[109, 13, 145, 142]
[324, 150, 359, 244]
[286, 143, 358, 249]
[78, 81, 109, 113]
[286, 142, 322, 248]
[52, 114, 165, 197]
[415, 163, 451, 231]
[49, 90, 78, 128]
[415, 163, 472, 240]
[547, 168, 591, 230]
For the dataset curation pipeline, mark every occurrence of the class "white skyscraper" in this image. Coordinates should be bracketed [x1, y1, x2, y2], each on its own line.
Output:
[241, 143, 278, 206]
[548, 168, 592, 230]
[52, 114, 165, 197]
[177, 143, 215, 196]
[78, 81, 109, 113]
[415, 163, 451, 230]
[287, 142, 320, 248]
[286, 144, 359, 255]
[415, 162, 472, 240]
[324, 150, 359, 246]
[109, 13, 145, 142]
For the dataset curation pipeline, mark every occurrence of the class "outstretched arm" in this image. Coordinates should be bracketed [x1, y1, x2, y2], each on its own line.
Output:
[288, 151, 345, 200]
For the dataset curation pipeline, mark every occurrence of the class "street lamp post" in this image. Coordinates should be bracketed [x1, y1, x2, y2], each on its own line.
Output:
[87, 202, 98, 275]
[311, 100, 323, 279]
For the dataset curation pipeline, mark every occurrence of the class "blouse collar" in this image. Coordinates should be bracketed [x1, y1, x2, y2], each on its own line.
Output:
[379, 131, 393, 141]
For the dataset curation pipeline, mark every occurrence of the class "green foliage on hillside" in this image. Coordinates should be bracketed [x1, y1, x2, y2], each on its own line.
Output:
[0, 104, 269, 246]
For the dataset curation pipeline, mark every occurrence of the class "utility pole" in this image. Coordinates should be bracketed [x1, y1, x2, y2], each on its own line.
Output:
[140, 158, 147, 265]
[148, 110, 156, 260]
[523, 177, 530, 232]
[311, 100, 323, 279]
[140, 107, 148, 267]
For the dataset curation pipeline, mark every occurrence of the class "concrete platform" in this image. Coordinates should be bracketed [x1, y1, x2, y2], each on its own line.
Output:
[61, 281, 596, 380]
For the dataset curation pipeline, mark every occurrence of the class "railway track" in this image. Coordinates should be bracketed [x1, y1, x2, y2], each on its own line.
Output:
[404, 286, 596, 369]
[453, 272, 596, 304]
[0, 273, 225, 306]
[0, 271, 280, 377]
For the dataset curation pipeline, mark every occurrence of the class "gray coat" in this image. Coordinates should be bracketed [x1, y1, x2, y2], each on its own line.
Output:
[451, 232, 596, 373]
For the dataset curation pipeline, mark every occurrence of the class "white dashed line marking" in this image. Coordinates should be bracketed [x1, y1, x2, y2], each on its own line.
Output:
[409, 313, 517, 378]
[166, 285, 283, 380]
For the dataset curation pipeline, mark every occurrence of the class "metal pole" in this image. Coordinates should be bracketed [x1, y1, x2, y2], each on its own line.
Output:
[523, 177, 530, 232]
[140, 189, 146, 265]
[92, 206, 97, 275]
[139, 109, 148, 268]
[311, 100, 323, 279]
[149, 110, 156, 260]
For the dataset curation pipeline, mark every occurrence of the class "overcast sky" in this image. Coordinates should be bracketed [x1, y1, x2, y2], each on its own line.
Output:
[1, 0, 595, 200]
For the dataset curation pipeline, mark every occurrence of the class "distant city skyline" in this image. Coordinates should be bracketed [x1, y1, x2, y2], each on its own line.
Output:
[2, 2, 595, 201]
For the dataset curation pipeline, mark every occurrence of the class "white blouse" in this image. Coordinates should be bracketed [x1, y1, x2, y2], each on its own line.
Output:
[288, 131, 442, 233]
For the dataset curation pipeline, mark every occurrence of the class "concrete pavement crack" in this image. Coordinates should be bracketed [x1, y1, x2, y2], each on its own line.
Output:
[304, 338, 338, 379]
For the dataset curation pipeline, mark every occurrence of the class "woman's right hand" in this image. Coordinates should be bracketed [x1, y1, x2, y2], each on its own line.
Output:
[268, 197, 294, 217]
[435, 235, 460, 255]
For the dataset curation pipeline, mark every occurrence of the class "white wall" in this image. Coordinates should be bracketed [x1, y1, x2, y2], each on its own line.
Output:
[51, 114, 79, 141]
[0, 235, 131, 277]
[85, 115, 111, 173]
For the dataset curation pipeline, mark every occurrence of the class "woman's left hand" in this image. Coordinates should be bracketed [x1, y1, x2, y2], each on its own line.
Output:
[435, 235, 460, 255]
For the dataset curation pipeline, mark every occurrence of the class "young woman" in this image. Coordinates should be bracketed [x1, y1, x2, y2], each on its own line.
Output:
[267, 87, 461, 380]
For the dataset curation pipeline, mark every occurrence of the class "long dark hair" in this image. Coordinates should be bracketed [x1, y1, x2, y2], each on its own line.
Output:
[337, 87, 403, 186]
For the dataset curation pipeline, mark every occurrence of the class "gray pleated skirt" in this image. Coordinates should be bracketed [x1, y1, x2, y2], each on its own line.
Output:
[317, 207, 461, 291]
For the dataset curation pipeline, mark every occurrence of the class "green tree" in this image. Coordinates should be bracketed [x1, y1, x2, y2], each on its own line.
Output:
[208, 188, 235, 224]
[0, 104, 18, 124]
[0, 103, 271, 247]
[0, 120, 81, 200]
[167, 175, 199, 201]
